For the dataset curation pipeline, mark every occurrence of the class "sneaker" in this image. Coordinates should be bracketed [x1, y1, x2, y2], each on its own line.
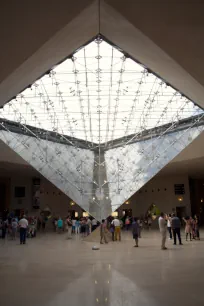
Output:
[161, 247, 167, 250]
[179, 243, 183, 245]
[134, 245, 139, 247]
[173, 243, 177, 245]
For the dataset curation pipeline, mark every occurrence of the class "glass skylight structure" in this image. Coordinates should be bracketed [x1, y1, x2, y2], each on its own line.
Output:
[0, 36, 203, 220]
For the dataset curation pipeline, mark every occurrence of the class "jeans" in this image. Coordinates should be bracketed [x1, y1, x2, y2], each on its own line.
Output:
[168, 227, 172, 239]
[75, 226, 80, 234]
[20, 228, 27, 244]
[173, 228, 182, 244]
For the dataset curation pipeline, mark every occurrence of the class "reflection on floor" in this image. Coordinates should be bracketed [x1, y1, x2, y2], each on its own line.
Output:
[0, 230, 204, 306]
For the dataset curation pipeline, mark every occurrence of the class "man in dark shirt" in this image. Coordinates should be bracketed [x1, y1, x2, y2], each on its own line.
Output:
[171, 214, 183, 245]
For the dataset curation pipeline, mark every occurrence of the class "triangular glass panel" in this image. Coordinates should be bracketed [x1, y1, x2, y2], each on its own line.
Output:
[0, 35, 203, 220]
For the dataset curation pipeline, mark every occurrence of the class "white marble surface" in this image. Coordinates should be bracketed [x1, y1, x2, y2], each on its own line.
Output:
[0, 230, 204, 305]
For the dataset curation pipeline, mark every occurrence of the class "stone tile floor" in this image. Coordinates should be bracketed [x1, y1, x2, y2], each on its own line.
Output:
[0, 230, 204, 306]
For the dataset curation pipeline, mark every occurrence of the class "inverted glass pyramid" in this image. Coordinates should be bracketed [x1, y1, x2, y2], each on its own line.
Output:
[0, 35, 203, 220]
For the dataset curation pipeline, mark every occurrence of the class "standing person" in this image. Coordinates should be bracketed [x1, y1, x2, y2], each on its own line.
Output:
[183, 217, 192, 241]
[158, 212, 167, 250]
[137, 218, 143, 238]
[171, 214, 183, 245]
[1, 218, 7, 239]
[19, 215, 28, 245]
[194, 215, 200, 240]
[72, 218, 76, 234]
[132, 217, 140, 247]
[191, 217, 196, 239]
[92, 218, 97, 232]
[148, 217, 152, 230]
[66, 216, 72, 239]
[84, 218, 89, 237]
[110, 222, 115, 241]
[100, 219, 108, 244]
[87, 218, 92, 235]
[125, 217, 130, 231]
[57, 217, 63, 234]
[80, 218, 86, 238]
[167, 214, 172, 240]
[75, 218, 80, 234]
[111, 217, 121, 241]
[11, 218, 18, 240]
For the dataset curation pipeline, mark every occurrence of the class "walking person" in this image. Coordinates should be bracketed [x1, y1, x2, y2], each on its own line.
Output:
[100, 219, 108, 244]
[19, 215, 28, 245]
[132, 217, 140, 247]
[171, 214, 183, 245]
[158, 212, 167, 250]
[167, 214, 172, 240]
[111, 217, 121, 241]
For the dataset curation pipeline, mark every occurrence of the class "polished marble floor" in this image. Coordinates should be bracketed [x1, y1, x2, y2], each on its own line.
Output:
[0, 230, 204, 306]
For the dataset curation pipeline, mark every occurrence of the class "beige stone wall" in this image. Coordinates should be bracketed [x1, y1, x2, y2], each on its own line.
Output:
[118, 174, 191, 218]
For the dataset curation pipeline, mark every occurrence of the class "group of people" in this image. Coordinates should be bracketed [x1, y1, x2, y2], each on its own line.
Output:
[159, 213, 200, 250]
[100, 216, 143, 247]
[53, 216, 99, 237]
[2, 210, 201, 249]
[0, 215, 30, 244]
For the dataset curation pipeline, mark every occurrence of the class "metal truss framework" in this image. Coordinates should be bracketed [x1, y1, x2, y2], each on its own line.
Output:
[0, 35, 203, 220]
